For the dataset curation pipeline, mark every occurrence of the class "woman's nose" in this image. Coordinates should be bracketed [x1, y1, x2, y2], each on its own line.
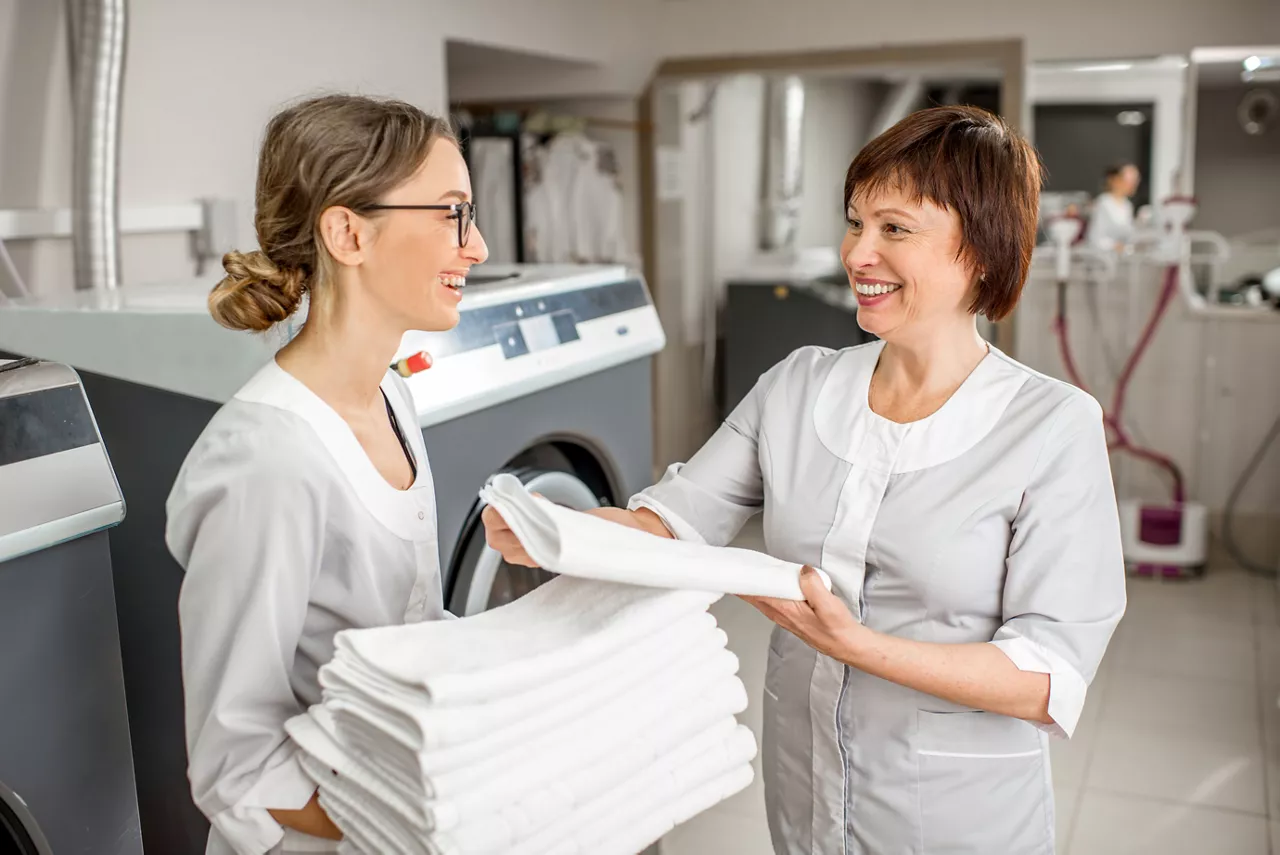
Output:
[841, 229, 879, 271]
[463, 225, 489, 264]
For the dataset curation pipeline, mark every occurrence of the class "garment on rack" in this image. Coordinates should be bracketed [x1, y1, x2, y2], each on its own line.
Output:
[469, 137, 518, 263]
[523, 131, 629, 265]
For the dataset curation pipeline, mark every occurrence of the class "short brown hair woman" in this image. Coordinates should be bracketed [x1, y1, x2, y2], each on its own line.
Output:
[166, 94, 488, 852]
[485, 105, 1126, 852]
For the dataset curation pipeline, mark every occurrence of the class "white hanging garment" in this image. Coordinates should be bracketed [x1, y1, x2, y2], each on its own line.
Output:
[469, 137, 518, 263]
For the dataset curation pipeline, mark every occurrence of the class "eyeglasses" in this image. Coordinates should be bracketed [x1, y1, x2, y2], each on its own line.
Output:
[364, 201, 477, 247]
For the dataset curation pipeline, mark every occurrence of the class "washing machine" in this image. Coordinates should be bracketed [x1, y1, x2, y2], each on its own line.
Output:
[0, 262, 664, 852]
[0, 357, 142, 854]
[396, 264, 665, 614]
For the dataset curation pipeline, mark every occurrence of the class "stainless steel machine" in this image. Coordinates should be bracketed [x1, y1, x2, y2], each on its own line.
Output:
[0, 358, 141, 854]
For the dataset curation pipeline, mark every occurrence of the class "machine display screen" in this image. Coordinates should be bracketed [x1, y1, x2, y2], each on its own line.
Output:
[0, 385, 99, 467]
[416, 279, 647, 361]
[495, 310, 580, 359]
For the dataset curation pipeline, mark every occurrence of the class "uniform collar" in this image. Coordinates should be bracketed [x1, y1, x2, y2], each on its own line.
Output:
[814, 340, 1029, 474]
[234, 359, 435, 542]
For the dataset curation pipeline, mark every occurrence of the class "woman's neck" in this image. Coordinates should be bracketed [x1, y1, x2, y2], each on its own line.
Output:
[876, 317, 988, 399]
[276, 291, 401, 417]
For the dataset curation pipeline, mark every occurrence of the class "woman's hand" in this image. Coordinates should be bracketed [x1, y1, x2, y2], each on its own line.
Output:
[741, 567, 866, 661]
[481, 505, 537, 567]
[269, 791, 342, 840]
[482, 500, 676, 569]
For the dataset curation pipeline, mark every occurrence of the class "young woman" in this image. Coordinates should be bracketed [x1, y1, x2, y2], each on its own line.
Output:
[166, 94, 487, 854]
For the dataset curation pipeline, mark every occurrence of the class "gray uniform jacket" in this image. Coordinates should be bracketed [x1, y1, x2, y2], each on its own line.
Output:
[629, 341, 1126, 854]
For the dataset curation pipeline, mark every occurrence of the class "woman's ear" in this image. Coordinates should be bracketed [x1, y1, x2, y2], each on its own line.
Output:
[318, 206, 373, 268]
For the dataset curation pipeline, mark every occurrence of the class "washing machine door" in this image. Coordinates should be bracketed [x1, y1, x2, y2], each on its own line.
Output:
[448, 468, 602, 617]
[0, 782, 52, 855]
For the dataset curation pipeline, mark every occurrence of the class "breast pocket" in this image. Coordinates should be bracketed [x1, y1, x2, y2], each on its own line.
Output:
[915, 710, 1053, 854]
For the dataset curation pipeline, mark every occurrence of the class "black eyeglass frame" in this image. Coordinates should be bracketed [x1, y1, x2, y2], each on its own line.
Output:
[363, 201, 476, 247]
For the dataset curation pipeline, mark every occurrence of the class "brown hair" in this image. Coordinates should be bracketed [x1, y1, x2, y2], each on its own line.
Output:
[843, 105, 1043, 322]
[209, 94, 457, 332]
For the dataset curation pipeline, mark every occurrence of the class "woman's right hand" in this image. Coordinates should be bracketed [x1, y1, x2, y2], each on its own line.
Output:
[482, 501, 676, 568]
[481, 505, 538, 567]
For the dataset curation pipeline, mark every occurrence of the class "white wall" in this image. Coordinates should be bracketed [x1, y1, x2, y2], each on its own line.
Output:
[657, 0, 1280, 65]
[6, 0, 1278, 297]
[0, 0, 660, 297]
[709, 76, 766, 296]
[797, 78, 878, 252]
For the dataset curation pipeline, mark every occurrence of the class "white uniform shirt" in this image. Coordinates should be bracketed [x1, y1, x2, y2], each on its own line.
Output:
[1086, 192, 1135, 250]
[166, 360, 445, 855]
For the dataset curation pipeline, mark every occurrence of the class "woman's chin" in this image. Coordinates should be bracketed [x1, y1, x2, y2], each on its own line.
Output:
[855, 309, 895, 338]
[407, 310, 458, 334]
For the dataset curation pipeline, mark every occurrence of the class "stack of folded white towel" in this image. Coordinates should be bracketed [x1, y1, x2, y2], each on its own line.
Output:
[284, 474, 826, 854]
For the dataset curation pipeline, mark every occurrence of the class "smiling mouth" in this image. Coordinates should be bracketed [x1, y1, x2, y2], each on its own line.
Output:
[438, 273, 467, 292]
[854, 281, 902, 296]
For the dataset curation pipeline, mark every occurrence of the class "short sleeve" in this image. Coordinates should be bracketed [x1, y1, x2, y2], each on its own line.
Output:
[629, 349, 806, 547]
[990, 393, 1127, 739]
[166, 431, 325, 852]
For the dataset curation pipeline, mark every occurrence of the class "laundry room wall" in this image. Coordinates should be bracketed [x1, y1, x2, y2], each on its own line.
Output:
[0, 0, 657, 298]
[796, 77, 881, 252]
[5, 0, 1277, 298]
[655, 0, 1280, 65]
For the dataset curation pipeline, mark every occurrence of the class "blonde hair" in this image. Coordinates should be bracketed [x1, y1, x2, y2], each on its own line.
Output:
[209, 94, 456, 332]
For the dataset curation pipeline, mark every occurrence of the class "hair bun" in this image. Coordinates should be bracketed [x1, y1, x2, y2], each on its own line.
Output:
[208, 249, 307, 332]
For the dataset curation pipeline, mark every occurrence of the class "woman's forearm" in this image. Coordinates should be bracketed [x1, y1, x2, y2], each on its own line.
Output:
[587, 506, 674, 539]
[269, 791, 342, 840]
[844, 630, 1052, 725]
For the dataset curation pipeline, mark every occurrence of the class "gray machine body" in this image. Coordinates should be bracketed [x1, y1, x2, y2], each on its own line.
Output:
[2, 354, 653, 854]
[0, 359, 141, 854]
[722, 275, 875, 419]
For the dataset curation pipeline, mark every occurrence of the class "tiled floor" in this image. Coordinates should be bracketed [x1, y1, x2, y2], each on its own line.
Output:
[659, 519, 1280, 854]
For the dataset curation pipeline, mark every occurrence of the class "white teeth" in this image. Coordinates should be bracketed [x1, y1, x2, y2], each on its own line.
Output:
[438, 275, 466, 290]
[855, 282, 901, 296]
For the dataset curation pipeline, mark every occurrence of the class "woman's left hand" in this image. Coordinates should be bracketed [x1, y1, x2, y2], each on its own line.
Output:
[741, 566, 866, 662]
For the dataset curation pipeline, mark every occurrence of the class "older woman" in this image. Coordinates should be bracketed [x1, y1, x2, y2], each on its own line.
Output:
[485, 105, 1126, 853]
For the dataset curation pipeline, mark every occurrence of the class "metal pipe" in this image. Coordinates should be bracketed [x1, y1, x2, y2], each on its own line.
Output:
[869, 77, 925, 140]
[758, 76, 805, 252]
[66, 0, 127, 291]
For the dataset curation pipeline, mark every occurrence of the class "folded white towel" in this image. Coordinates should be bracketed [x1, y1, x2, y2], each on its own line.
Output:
[301, 718, 756, 855]
[559, 765, 755, 855]
[330, 643, 742, 802]
[479, 472, 830, 599]
[440, 719, 750, 855]
[320, 611, 722, 753]
[289, 653, 748, 839]
[332, 576, 720, 704]
[509, 723, 757, 855]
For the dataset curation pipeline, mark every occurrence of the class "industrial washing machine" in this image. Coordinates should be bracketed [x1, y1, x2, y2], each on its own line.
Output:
[394, 264, 665, 614]
[0, 357, 142, 854]
[0, 262, 664, 853]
